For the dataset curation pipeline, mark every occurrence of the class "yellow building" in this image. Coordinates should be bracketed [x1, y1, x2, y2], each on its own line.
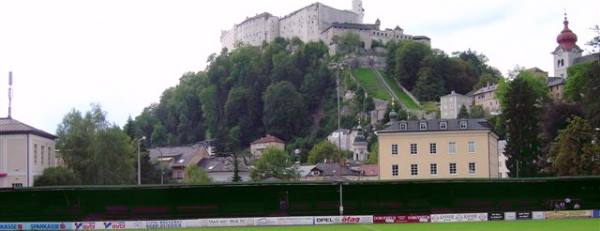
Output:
[377, 118, 499, 180]
[250, 134, 285, 158]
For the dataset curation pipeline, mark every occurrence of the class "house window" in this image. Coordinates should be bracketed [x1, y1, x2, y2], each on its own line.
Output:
[175, 170, 183, 179]
[410, 164, 418, 176]
[419, 122, 427, 130]
[440, 121, 447, 130]
[12, 183, 23, 188]
[391, 144, 398, 155]
[448, 142, 456, 154]
[459, 120, 468, 129]
[430, 163, 437, 175]
[400, 123, 407, 130]
[410, 143, 417, 155]
[449, 163, 457, 175]
[469, 162, 476, 175]
[41, 146, 45, 165]
[430, 143, 437, 154]
[392, 165, 398, 176]
[468, 141, 476, 153]
[48, 147, 52, 166]
[34, 144, 38, 164]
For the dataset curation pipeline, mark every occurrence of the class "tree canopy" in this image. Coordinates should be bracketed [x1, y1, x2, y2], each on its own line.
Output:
[307, 140, 343, 164]
[250, 147, 297, 181]
[56, 104, 136, 185]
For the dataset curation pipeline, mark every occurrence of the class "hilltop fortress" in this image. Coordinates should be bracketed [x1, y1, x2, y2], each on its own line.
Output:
[220, 0, 430, 51]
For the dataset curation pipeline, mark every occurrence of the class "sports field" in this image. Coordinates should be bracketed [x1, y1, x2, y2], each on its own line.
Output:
[160, 219, 599, 231]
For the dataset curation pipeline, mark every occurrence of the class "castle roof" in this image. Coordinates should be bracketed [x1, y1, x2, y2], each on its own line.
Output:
[237, 12, 275, 26]
[0, 117, 57, 139]
[322, 22, 379, 33]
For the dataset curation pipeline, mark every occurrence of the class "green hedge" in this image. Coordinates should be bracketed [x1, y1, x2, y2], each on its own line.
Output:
[0, 177, 598, 221]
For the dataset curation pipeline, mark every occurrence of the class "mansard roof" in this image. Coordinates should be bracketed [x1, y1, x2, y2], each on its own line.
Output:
[378, 119, 492, 133]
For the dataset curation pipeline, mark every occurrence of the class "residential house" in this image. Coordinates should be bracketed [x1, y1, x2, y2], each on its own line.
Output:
[250, 134, 285, 158]
[197, 155, 250, 182]
[439, 91, 472, 119]
[148, 142, 210, 182]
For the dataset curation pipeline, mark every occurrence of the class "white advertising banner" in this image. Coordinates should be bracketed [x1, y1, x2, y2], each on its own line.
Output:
[532, 211, 545, 220]
[430, 213, 488, 223]
[144, 220, 184, 229]
[314, 216, 373, 225]
[254, 216, 314, 226]
[204, 218, 255, 227]
[504, 212, 516, 220]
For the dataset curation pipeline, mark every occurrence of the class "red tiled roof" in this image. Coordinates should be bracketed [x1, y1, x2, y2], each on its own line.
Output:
[251, 134, 284, 145]
[359, 164, 379, 176]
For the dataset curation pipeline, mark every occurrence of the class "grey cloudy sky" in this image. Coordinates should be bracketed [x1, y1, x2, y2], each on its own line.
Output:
[0, 0, 598, 134]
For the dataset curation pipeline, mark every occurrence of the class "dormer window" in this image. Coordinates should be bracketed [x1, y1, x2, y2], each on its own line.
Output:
[419, 122, 427, 130]
[400, 122, 407, 131]
[459, 120, 468, 129]
[440, 121, 448, 130]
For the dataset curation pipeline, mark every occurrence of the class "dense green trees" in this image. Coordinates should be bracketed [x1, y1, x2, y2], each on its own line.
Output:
[183, 166, 212, 184]
[250, 148, 297, 181]
[34, 167, 80, 186]
[56, 104, 136, 185]
[550, 116, 600, 176]
[387, 42, 501, 101]
[500, 71, 547, 177]
[307, 140, 343, 164]
[457, 105, 469, 119]
[130, 39, 336, 155]
[263, 81, 307, 140]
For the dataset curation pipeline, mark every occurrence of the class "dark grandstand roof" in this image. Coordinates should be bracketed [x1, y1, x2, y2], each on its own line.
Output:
[378, 119, 492, 134]
[0, 117, 57, 139]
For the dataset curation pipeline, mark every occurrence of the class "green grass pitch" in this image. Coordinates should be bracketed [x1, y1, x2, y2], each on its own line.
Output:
[160, 219, 599, 231]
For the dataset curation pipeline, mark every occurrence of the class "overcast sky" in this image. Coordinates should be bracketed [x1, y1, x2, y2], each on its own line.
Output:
[0, 0, 598, 134]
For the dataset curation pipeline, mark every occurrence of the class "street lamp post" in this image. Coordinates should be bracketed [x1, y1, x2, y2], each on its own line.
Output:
[137, 136, 146, 185]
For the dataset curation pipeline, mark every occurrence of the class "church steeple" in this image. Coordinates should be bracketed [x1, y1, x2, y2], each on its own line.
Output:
[551, 12, 582, 78]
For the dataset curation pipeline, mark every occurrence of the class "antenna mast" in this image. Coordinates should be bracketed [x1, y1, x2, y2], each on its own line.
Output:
[8, 71, 13, 118]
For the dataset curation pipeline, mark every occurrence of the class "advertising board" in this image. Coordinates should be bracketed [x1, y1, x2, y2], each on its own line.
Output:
[504, 212, 516, 220]
[204, 218, 254, 227]
[516, 211, 532, 220]
[373, 215, 430, 224]
[314, 216, 373, 225]
[532, 211, 545, 220]
[0, 223, 24, 230]
[24, 222, 71, 230]
[430, 213, 487, 223]
[145, 220, 183, 229]
[254, 217, 314, 226]
[544, 210, 592, 219]
[593, 209, 600, 218]
[487, 212, 504, 221]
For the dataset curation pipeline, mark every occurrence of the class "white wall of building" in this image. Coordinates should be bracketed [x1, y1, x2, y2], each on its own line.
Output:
[0, 134, 56, 187]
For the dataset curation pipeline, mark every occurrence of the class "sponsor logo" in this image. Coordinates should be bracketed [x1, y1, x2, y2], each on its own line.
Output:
[315, 217, 333, 223]
[341, 216, 360, 223]
[517, 212, 532, 220]
[0, 223, 23, 230]
[74, 222, 95, 230]
[146, 220, 182, 229]
[103, 222, 126, 229]
[30, 223, 67, 230]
